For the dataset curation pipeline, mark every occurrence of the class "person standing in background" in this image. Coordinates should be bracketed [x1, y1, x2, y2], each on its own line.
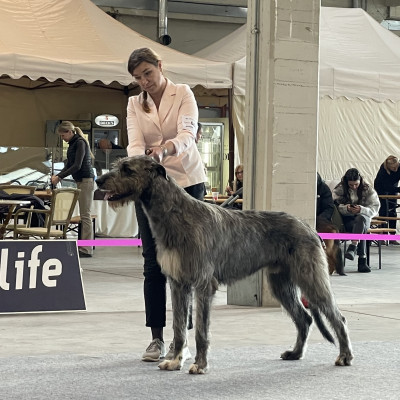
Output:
[374, 155, 400, 245]
[51, 121, 94, 258]
[126, 47, 206, 362]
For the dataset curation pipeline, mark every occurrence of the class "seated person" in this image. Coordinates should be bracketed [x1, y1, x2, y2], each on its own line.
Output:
[316, 172, 345, 276]
[374, 155, 400, 245]
[98, 138, 123, 150]
[316, 172, 334, 222]
[333, 168, 380, 273]
[94, 139, 127, 176]
[226, 164, 243, 198]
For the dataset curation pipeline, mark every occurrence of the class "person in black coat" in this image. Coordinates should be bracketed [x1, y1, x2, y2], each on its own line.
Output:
[315, 173, 345, 276]
[317, 172, 334, 221]
[374, 155, 400, 244]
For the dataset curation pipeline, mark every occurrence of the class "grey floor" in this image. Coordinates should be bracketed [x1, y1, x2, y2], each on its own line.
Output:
[1, 243, 399, 399]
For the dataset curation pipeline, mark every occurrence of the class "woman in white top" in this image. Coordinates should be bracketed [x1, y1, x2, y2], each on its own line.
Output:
[126, 47, 206, 362]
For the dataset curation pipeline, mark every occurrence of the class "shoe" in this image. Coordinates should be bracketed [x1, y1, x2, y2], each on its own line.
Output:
[165, 339, 192, 361]
[142, 339, 165, 362]
[79, 251, 92, 258]
[357, 257, 371, 273]
[345, 244, 357, 261]
[389, 240, 400, 245]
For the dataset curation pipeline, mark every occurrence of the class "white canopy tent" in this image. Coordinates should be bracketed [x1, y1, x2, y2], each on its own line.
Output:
[0, 0, 232, 88]
[0, 0, 232, 147]
[195, 7, 400, 184]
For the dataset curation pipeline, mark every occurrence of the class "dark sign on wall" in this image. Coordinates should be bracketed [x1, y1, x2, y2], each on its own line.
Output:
[0, 240, 86, 313]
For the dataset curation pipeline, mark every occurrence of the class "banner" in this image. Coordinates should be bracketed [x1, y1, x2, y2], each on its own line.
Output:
[0, 240, 86, 313]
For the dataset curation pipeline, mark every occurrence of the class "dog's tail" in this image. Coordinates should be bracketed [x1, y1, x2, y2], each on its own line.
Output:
[309, 308, 336, 345]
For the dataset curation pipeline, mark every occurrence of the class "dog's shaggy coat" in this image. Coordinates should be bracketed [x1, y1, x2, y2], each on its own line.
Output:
[96, 156, 353, 374]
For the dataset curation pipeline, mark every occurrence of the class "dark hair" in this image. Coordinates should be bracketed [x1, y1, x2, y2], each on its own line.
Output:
[197, 122, 202, 132]
[341, 168, 367, 201]
[127, 47, 161, 114]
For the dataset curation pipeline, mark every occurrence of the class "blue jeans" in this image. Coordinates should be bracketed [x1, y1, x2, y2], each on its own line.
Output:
[135, 182, 205, 328]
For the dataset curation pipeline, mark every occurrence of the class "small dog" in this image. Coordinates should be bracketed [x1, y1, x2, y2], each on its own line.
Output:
[96, 156, 353, 374]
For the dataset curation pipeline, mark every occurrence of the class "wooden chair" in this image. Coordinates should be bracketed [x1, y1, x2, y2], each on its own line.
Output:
[13, 188, 80, 239]
[0, 184, 36, 195]
[0, 184, 36, 233]
[67, 214, 97, 246]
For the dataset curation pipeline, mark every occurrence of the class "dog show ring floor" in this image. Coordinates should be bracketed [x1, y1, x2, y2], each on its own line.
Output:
[0, 244, 399, 399]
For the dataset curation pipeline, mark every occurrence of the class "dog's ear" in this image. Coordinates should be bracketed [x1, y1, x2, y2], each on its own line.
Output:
[155, 163, 170, 181]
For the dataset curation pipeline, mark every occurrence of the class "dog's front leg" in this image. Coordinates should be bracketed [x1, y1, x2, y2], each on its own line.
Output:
[158, 279, 191, 371]
[189, 280, 216, 375]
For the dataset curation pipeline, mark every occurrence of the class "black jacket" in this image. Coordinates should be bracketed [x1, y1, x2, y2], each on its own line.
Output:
[317, 173, 334, 221]
[374, 163, 400, 195]
[58, 134, 94, 182]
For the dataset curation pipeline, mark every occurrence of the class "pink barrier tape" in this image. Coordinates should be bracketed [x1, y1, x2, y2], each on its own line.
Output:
[318, 233, 400, 241]
[76, 233, 399, 247]
[77, 239, 142, 247]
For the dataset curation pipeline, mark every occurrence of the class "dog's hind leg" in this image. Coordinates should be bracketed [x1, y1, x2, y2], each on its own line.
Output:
[267, 270, 313, 361]
[314, 303, 353, 366]
[158, 279, 192, 371]
[299, 257, 353, 366]
[188, 278, 218, 375]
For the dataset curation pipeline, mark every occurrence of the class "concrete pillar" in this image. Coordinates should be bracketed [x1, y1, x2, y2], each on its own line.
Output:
[227, 0, 320, 307]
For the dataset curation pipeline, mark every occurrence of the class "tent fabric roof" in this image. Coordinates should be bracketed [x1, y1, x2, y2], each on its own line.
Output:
[0, 0, 232, 89]
[195, 7, 400, 101]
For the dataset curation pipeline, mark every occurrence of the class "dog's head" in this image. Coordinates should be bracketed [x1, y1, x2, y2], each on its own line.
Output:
[96, 155, 169, 207]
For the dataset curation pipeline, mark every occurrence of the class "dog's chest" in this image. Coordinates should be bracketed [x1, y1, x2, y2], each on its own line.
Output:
[158, 249, 182, 281]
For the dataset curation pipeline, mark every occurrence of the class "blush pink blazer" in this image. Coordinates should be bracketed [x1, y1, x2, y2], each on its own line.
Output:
[127, 79, 206, 188]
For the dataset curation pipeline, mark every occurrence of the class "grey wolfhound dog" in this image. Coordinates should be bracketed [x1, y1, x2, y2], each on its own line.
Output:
[96, 155, 353, 374]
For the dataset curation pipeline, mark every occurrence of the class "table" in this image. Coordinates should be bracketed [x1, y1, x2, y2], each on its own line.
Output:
[0, 199, 31, 239]
[34, 190, 53, 201]
[71, 200, 138, 237]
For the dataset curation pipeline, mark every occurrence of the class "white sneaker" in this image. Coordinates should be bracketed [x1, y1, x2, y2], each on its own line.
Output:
[165, 340, 191, 361]
[142, 339, 166, 362]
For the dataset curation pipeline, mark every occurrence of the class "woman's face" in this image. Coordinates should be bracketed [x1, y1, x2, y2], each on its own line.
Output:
[132, 61, 165, 96]
[59, 130, 74, 143]
[236, 168, 243, 182]
[348, 180, 360, 190]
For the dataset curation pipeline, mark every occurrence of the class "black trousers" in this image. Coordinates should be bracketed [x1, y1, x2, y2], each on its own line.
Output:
[379, 197, 398, 231]
[135, 182, 206, 328]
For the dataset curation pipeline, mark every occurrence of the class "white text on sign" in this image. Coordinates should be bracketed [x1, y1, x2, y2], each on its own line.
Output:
[0, 245, 63, 290]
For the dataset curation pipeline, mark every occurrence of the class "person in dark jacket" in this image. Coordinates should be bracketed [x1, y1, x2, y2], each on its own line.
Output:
[374, 155, 400, 244]
[317, 172, 334, 221]
[315, 173, 345, 276]
[51, 121, 94, 257]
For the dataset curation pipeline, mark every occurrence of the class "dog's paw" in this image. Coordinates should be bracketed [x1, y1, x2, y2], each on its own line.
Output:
[188, 363, 208, 374]
[335, 352, 353, 366]
[280, 350, 302, 361]
[158, 359, 182, 371]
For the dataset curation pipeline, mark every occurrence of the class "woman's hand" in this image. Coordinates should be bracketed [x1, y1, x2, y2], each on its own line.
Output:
[347, 204, 360, 214]
[226, 185, 233, 196]
[145, 143, 171, 163]
[51, 175, 60, 185]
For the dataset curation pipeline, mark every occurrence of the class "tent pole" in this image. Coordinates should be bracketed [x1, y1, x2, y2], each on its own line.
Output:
[227, 88, 235, 185]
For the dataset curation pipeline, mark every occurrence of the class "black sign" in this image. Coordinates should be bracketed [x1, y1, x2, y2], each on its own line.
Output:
[0, 240, 86, 313]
